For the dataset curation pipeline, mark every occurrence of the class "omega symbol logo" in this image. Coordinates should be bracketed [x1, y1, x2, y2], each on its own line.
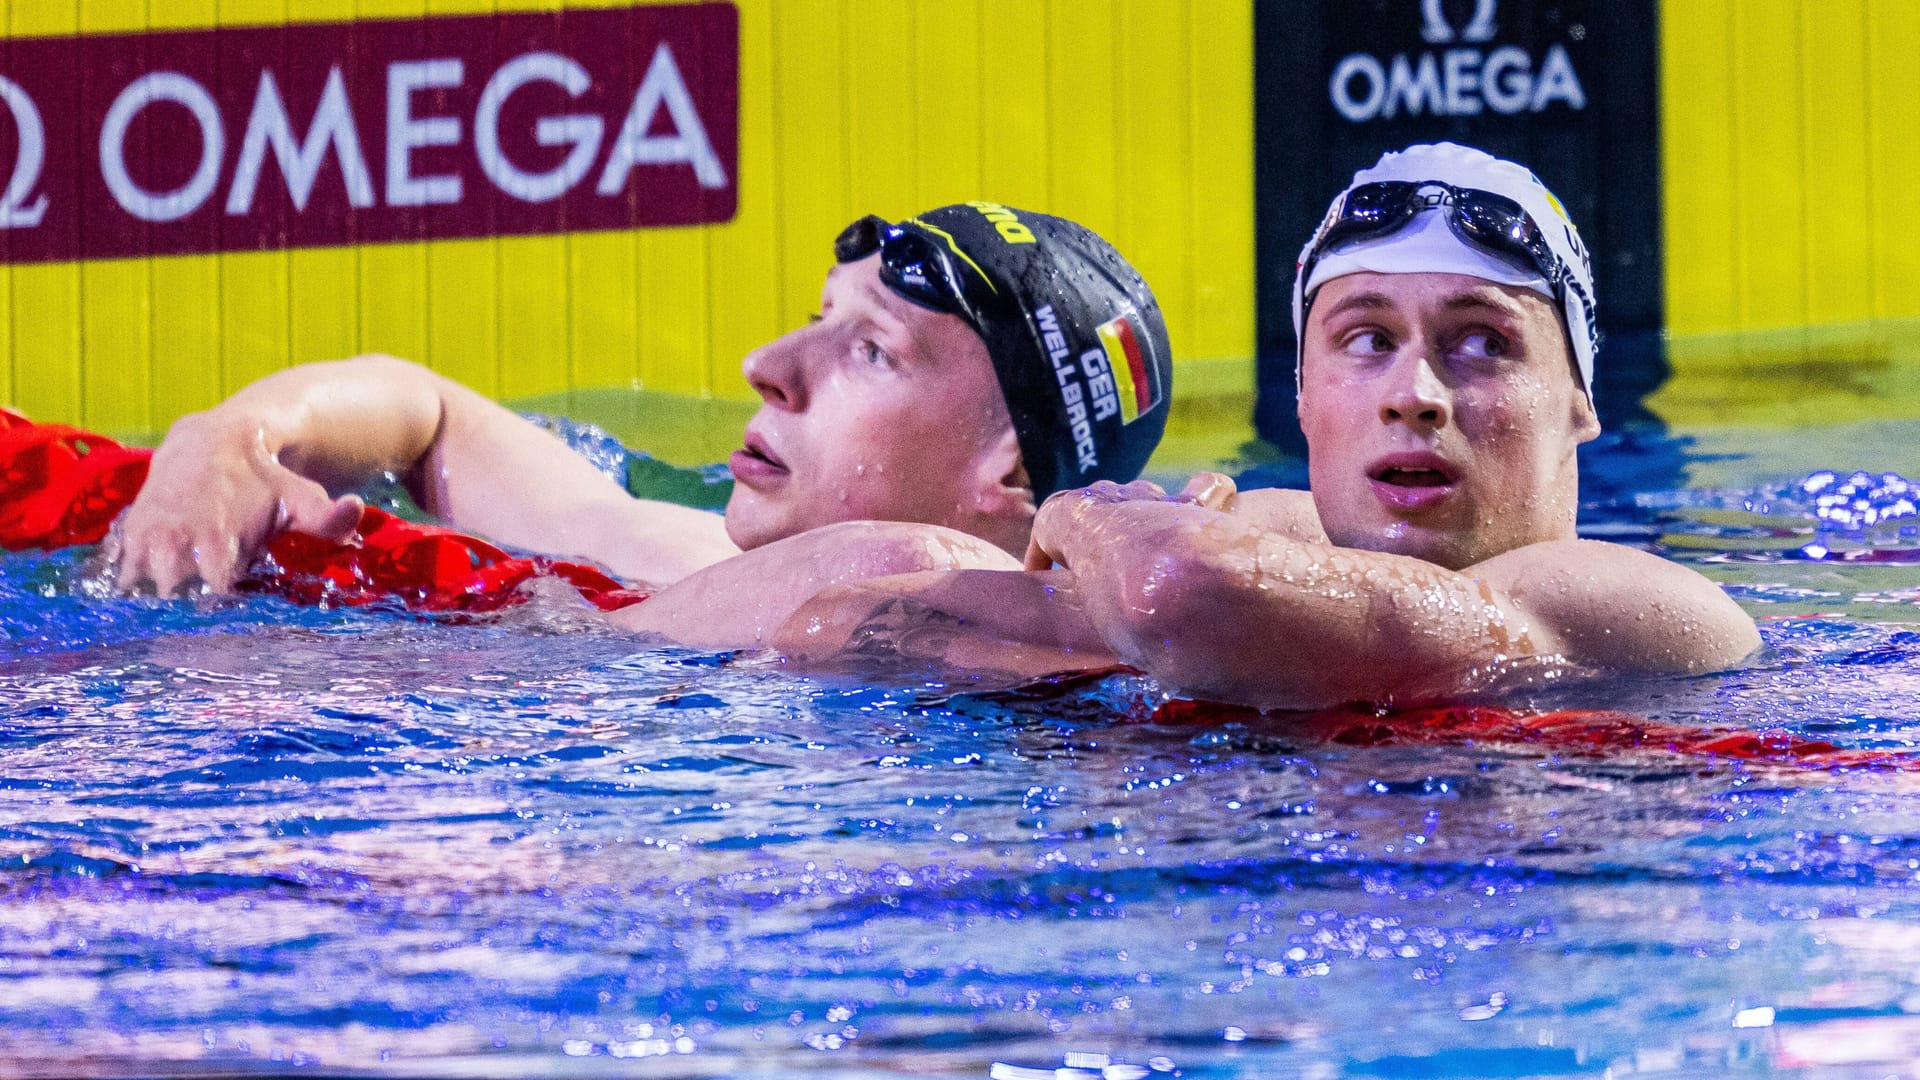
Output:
[1328, 0, 1584, 122]
[1420, 0, 1498, 44]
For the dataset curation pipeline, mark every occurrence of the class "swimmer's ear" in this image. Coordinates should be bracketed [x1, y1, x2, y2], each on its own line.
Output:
[974, 427, 1037, 519]
[1570, 388, 1601, 444]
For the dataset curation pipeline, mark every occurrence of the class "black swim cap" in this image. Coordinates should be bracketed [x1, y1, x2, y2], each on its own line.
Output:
[833, 202, 1172, 501]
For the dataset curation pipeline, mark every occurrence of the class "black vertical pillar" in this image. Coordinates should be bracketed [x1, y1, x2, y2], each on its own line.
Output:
[1254, 0, 1666, 452]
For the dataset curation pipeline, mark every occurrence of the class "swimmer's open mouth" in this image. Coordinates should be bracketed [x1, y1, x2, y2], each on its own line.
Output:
[1375, 467, 1449, 487]
[1368, 455, 1457, 488]
[730, 430, 789, 482]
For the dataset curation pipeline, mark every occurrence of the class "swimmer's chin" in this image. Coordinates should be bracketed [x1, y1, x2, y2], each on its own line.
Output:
[719, 493, 786, 552]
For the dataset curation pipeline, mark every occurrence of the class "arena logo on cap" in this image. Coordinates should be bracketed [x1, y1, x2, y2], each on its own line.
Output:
[966, 200, 1036, 245]
[1327, 0, 1587, 123]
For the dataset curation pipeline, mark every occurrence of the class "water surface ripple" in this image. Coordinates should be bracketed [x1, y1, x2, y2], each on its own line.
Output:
[0, 425, 1917, 1077]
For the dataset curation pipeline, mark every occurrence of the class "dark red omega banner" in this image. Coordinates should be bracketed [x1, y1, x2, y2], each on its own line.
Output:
[0, 4, 738, 263]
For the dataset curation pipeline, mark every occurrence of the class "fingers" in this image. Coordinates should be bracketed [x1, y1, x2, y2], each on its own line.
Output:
[115, 522, 238, 596]
[95, 523, 123, 572]
[286, 491, 364, 544]
[108, 503, 215, 595]
[191, 533, 247, 594]
[1179, 471, 1237, 510]
[1031, 473, 1245, 578]
[112, 475, 353, 598]
[127, 531, 201, 597]
[1022, 537, 1053, 572]
[1031, 479, 1182, 569]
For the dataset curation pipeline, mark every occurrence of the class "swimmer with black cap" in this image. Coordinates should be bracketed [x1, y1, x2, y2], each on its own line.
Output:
[721, 202, 1171, 556]
[830, 204, 1170, 503]
[115, 201, 1170, 648]
[778, 144, 1760, 703]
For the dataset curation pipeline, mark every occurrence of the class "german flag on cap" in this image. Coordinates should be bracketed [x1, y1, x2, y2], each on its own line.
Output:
[1096, 315, 1161, 423]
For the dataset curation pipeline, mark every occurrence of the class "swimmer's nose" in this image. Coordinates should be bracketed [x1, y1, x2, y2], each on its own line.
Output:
[1379, 355, 1450, 430]
[742, 329, 808, 411]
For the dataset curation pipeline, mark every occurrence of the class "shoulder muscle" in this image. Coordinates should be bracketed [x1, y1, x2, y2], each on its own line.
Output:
[1229, 487, 1328, 543]
[1473, 539, 1760, 673]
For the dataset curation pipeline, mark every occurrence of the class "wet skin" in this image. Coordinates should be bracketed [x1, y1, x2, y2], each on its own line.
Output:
[113, 252, 1033, 596]
[724, 255, 1031, 555]
[775, 271, 1760, 707]
[1300, 271, 1598, 569]
[110, 254, 1033, 649]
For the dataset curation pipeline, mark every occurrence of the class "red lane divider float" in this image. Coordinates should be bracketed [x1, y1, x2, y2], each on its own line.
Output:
[5, 411, 1910, 773]
[1152, 698, 1916, 773]
[0, 409, 646, 612]
[1011, 653, 1913, 775]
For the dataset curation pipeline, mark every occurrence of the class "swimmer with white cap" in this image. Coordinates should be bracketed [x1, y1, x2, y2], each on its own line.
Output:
[780, 143, 1760, 706]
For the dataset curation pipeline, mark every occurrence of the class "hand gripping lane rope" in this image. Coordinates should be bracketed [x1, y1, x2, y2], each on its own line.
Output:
[0, 409, 647, 613]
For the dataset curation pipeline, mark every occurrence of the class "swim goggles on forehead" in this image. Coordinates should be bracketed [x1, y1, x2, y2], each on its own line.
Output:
[832, 215, 992, 330]
[1301, 180, 1590, 313]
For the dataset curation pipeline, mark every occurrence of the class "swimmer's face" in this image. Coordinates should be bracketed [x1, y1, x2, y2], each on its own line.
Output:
[1299, 271, 1599, 570]
[724, 255, 1027, 550]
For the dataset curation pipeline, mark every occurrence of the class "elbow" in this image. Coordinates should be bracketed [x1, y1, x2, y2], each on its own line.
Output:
[1097, 526, 1246, 675]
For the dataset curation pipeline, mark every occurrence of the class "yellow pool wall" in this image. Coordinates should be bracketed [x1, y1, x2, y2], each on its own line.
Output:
[1652, 0, 1920, 427]
[0, 0, 1255, 447]
[2, 0, 1916, 449]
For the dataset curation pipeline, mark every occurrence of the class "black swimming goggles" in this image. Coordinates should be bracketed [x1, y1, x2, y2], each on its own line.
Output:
[1301, 180, 1588, 313]
[833, 215, 995, 331]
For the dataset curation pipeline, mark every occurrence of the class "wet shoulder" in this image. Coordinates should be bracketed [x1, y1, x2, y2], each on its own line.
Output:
[1470, 539, 1761, 673]
[1231, 487, 1328, 543]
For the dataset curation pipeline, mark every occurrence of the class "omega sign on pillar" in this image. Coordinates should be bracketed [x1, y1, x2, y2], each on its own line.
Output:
[1328, 0, 1587, 122]
[1254, 0, 1667, 449]
[0, 4, 740, 263]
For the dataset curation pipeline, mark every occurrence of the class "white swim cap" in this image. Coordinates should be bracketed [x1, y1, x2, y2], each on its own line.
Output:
[1291, 142, 1598, 407]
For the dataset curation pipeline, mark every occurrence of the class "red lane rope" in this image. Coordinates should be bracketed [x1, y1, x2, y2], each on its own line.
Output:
[0, 410, 646, 613]
[1150, 698, 1916, 773]
[1010, 656, 1913, 775]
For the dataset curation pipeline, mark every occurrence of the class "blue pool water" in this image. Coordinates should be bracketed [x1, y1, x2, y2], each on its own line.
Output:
[2, 419, 1919, 1077]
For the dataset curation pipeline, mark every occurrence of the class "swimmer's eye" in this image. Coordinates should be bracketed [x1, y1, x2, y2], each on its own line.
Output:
[1451, 331, 1509, 363]
[807, 313, 824, 324]
[859, 339, 898, 368]
[1339, 328, 1395, 356]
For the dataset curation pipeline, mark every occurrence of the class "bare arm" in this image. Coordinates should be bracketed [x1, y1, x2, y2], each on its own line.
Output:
[751, 477, 1251, 680]
[770, 568, 1120, 681]
[1470, 539, 1761, 673]
[116, 355, 735, 593]
[1030, 489, 1761, 709]
[615, 520, 1041, 652]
